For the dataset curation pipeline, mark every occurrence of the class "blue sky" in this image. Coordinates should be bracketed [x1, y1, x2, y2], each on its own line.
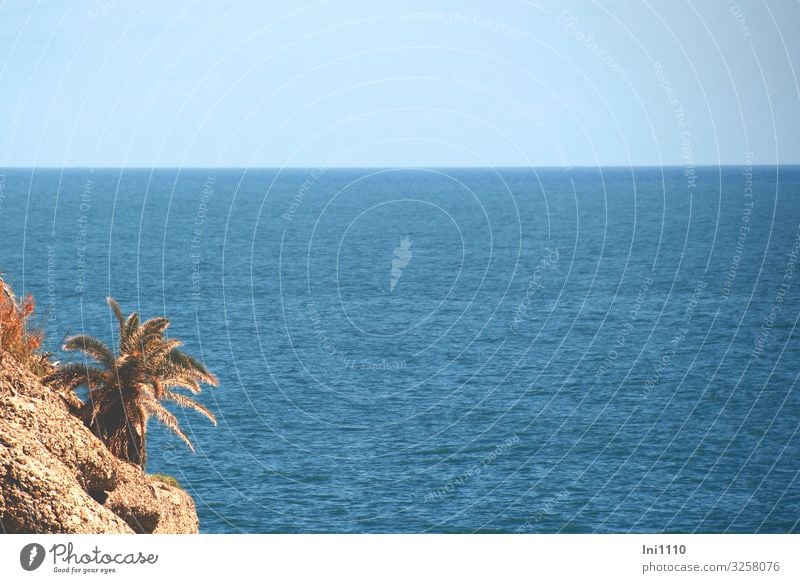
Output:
[0, 0, 798, 167]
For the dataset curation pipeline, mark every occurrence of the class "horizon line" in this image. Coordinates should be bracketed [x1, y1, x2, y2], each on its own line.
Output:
[3, 164, 799, 171]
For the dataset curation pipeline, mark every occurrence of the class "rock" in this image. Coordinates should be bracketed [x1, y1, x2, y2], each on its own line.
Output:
[149, 481, 200, 534]
[0, 355, 199, 534]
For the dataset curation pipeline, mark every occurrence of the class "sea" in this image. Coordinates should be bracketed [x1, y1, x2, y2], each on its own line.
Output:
[1, 166, 798, 533]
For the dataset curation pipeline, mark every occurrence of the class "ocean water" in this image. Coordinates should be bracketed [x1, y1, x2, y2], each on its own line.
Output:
[1, 166, 798, 533]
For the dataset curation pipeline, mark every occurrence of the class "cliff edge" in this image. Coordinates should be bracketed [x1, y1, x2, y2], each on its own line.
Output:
[0, 355, 199, 534]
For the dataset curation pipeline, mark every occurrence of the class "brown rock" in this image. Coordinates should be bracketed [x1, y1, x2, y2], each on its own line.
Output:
[0, 355, 199, 534]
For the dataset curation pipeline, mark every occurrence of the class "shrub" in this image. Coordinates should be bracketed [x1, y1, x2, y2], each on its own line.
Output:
[0, 277, 46, 373]
[150, 473, 182, 489]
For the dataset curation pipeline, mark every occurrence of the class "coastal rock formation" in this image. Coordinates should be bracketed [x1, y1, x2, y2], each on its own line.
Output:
[0, 355, 199, 534]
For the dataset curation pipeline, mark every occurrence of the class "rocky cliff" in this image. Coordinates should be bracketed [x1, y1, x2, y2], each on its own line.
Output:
[0, 355, 199, 534]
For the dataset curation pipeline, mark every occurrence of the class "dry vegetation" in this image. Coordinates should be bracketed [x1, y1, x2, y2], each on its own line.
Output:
[0, 276, 50, 376]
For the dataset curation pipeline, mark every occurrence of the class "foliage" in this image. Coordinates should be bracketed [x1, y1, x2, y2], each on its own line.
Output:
[45, 297, 218, 468]
[0, 276, 48, 374]
[150, 473, 182, 489]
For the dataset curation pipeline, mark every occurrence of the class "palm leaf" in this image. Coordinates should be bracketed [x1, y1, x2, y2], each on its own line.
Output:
[122, 312, 140, 348]
[163, 389, 217, 424]
[144, 399, 195, 452]
[161, 373, 202, 394]
[44, 362, 105, 391]
[129, 317, 170, 352]
[107, 297, 126, 340]
[167, 349, 218, 385]
[63, 335, 116, 369]
[139, 317, 170, 338]
[141, 338, 183, 363]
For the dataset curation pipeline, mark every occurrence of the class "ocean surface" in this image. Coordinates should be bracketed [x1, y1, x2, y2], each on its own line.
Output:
[1, 166, 798, 533]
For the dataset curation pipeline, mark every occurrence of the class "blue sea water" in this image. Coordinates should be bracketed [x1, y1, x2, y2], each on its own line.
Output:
[1, 166, 799, 533]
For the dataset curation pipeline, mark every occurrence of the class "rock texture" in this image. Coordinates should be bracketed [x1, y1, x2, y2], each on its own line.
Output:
[0, 355, 199, 534]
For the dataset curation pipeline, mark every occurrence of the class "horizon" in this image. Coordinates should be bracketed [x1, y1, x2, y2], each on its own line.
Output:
[5, 164, 800, 170]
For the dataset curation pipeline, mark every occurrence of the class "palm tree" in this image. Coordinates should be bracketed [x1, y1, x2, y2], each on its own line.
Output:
[45, 297, 218, 467]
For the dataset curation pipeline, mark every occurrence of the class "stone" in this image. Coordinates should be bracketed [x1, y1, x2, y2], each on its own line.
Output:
[0, 356, 199, 534]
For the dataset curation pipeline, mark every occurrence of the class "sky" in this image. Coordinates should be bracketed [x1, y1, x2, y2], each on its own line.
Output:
[0, 0, 798, 167]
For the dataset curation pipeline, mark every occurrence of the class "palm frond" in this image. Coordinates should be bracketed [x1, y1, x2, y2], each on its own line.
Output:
[163, 390, 217, 424]
[63, 334, 116, 369]
[127, 317, 170, 353]
[141, 338, 183, 363]
[43, 362, 105, 391]
[123, 312, 140, 346]
[139, 317, 170, 338]
[167, 349, 218, 386]
[144, 399, 195, 452]
[107, 297, 126, 340]
[161, 373, 202, 394]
